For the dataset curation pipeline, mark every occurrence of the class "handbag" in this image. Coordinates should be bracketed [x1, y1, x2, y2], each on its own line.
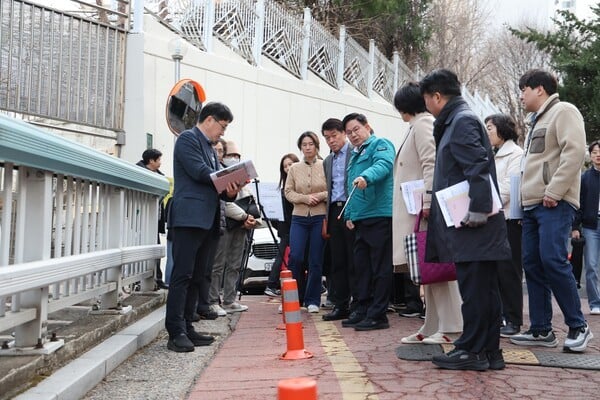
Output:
[403, 211, 456, 285]
[225, 195, 261, 230]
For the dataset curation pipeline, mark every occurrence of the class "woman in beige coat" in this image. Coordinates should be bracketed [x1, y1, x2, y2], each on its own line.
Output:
[392, 82, 463, 344]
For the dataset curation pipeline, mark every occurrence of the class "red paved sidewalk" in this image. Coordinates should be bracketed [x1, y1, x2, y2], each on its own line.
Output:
[190, 295, 600, 400]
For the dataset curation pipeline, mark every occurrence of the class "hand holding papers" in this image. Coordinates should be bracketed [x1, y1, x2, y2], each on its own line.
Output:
[435, 176, 502, 228]
[210, 160, 258, 193]
[401, 179, 425, 215]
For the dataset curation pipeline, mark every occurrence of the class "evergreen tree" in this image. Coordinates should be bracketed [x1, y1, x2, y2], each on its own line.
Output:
[511, 6, 600, 141]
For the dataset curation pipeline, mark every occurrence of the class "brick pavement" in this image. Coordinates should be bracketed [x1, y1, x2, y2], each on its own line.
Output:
[190, 295, 600, 400]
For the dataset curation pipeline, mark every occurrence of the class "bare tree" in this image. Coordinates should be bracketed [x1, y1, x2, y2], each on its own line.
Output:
[424, 0, 493, 86]
[478, 21, 552, 140]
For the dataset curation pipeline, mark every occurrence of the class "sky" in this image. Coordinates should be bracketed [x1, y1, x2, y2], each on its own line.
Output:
[481, 0, 552, 30]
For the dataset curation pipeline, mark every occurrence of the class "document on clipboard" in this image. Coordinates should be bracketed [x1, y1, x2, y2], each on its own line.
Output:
[210, 160, 258, 193]
[435, 176, 502, 228]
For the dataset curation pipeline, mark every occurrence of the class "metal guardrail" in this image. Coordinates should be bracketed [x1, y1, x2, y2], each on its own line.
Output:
[0, 114, 169, 351]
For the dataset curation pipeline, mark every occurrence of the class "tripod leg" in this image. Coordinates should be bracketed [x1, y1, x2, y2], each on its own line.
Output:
[237, 229, 254, 300]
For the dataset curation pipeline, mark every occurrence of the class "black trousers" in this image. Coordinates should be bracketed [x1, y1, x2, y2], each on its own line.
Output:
[498, 219, 523, 326]
[267, 233, 289, 289]
[327, 204, 357, 310]
[454, 260, 502, 354]
[353, 217, 393, 320]
[165, 224, 219, 338]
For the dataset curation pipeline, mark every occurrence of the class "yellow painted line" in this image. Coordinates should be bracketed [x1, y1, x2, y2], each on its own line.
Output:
[312, 316, 380, 400]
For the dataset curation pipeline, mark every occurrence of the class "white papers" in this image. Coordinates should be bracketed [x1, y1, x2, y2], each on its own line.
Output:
[248, 181, 284, 221]
[210, 160, 258, 193]
[435, 176, 502, 228]
[509, 175, 523, 219]
[400, 179, 425, 215]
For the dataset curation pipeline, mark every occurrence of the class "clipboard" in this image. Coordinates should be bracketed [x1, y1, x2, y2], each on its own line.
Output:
[210, 160, 258, 192]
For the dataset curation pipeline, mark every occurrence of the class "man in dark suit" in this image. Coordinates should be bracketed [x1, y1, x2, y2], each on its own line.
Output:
[321, 118, 356, 321]
[165, 102, 242, 353]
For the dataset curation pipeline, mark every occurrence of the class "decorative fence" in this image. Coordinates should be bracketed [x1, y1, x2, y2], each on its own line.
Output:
[144, 0, 414, 103]
[0, 114, 169, 352]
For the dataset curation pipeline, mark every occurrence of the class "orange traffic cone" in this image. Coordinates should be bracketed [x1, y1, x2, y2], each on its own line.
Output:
[278, 377, 317, 400]
[280, 279, 312, 360]
[277, 269, 294, 330]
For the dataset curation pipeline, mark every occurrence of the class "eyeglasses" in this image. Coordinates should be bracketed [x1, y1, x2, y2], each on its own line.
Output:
[212, 116, 228, 131]
[346, 125, 362, 136]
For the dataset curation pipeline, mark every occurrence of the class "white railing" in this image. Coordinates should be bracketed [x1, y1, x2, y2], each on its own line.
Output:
[0, 114, 169, 351]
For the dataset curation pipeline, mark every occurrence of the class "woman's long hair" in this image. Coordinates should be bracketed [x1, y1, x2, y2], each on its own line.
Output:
[278, 153, 300, 189]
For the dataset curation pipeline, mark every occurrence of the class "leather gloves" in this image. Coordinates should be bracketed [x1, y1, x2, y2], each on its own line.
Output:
[460, 211, 488, 228]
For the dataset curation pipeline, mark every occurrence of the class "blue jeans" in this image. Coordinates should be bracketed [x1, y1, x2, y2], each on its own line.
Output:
[583, 225, 600, 309]
[522, 202, 585, 332]
[289, 215, 325, 307]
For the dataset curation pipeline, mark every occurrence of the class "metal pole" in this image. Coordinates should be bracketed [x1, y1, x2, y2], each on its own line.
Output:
[173, 56, 182, 83]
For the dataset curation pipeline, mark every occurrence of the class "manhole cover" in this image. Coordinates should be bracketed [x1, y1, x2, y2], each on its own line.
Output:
[395, 344, 444, 361]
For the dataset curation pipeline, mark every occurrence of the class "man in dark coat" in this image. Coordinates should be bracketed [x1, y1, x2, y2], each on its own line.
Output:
[136, 148, 168, 289]
[165, 102, 242, 353]
[420, 69, 511, 370]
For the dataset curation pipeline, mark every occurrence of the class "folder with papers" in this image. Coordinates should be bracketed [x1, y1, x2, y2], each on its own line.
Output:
[435, 176, 502, 228]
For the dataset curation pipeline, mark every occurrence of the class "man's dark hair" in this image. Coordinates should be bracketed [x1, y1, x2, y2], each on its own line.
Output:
[394, 82, 427, 115]
[341, 113, 369, 130]
[419, 69, 462, 97]
[142, 148, 162, 164]
[197, 102, 234, 123]
[588, 140, 600, 154]
[518, 69, 558, 95]
[296, 131, 321, 152]
[484, 114, 519, 142]
[321, 118, 344, 134]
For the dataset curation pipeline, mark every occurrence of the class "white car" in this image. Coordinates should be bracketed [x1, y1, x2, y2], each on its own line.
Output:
[241, 227, 279, 291]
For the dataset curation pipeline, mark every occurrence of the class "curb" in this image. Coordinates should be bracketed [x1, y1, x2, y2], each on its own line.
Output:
[14, 306, 166, 400]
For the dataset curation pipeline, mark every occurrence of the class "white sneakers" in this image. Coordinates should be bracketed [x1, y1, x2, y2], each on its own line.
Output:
[307, 304, 320, 313]
[401, 332, 426, 344]
[422, 332, 455, 344]
[210, 304, 227, 317]
[222, 302, 248, 313]
[590, 307, 600, 315]
[400, 332, 456, 344]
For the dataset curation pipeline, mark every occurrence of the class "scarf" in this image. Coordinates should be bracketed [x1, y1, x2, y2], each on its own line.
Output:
[432, 96, 468, 146]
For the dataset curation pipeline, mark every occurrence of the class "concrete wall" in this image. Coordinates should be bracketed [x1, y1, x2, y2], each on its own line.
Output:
[121, 16, 407, 182]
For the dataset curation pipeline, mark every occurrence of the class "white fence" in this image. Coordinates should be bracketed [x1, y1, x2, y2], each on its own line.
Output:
[0, 114, 169, 351]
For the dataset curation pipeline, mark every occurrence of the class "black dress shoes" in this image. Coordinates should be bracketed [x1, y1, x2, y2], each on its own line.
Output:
[167, 333, 194, 353]
[187, 330, 215, 346]
[155, 280, 169, 290]
[341, 311, 365, 327]
[322, 308, 350, 321]
[354, 318, 390, 331]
